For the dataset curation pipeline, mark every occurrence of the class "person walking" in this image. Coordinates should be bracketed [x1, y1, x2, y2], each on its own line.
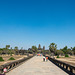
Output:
[43, 57, 45, 62]
[46, 57, 48, 62]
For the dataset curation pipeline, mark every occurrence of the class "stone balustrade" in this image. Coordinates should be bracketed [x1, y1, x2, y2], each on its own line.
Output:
[0, 56, 33, 74]
[47, 56, 75, 75]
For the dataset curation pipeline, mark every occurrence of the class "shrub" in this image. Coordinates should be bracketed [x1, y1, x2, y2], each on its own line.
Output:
[57, 55, 60, 58]
[8, 57, 15, 60]
[0, 57, 4, 61]
[65, 54, 69, 57]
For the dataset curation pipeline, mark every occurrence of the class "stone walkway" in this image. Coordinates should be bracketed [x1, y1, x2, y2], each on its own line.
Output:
[6, 56, 68, 75]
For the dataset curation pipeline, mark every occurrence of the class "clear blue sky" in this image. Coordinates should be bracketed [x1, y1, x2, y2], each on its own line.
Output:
[0, 0, 75, 49]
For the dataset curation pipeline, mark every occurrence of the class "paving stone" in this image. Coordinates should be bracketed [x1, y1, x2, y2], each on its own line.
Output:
[6, 56, 68, 75]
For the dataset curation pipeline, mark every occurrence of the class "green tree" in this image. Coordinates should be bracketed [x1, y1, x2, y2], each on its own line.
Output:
[6, 45, 10, 49]
[2, 48, 9, 54]
[72, 47, 75, 55]
[14, 46, 18, 50]
[66, 49, 72, 55]
[56, 50, 64, 55]
[61, 46, 68, 54]
[14, 46, 18, 55]
[61, 46, 72, 55]
[49, 43, 57, 54]
[32, 46, 37, 53]
[0, 48, 3, 55]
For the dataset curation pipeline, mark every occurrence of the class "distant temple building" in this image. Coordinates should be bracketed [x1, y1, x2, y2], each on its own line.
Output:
[38, 44, 45, 50]
[43, 46, 45, 50]
[28, 44, 45, 53]
[38, 44, 41, 50]
[37, 44, 45, 53]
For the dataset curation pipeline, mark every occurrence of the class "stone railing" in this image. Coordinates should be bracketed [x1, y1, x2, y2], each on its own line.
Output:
[0, 56, 33, 74]
[47, 56, 75, 75]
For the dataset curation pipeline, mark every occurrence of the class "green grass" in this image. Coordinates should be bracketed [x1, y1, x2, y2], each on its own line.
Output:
[0, 57, 4, 61]
[65, 54, 69, 57]
[8, 57, 15, 60]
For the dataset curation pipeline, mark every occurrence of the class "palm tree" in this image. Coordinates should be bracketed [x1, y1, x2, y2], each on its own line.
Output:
[6, 45, 10, 49]
[49, 43, 57, 54]
[14, 46, 18, 50]
[14, 46, 18, 55]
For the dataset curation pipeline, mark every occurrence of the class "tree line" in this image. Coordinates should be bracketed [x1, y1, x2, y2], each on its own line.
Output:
[0, 45, 19, 55]
[29, 43, 75, 56]
[49, 43, 75, 56]
[0, 43, 75, 55]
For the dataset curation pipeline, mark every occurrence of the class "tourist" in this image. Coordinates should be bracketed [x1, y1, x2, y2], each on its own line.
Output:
[46, 57, 48, 62]
[3, 67, 7, 75]
[43, 57, 45, 62]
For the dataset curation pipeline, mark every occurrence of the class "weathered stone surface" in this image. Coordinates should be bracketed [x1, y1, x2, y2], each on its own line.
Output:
[6, 56, 68, 75]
